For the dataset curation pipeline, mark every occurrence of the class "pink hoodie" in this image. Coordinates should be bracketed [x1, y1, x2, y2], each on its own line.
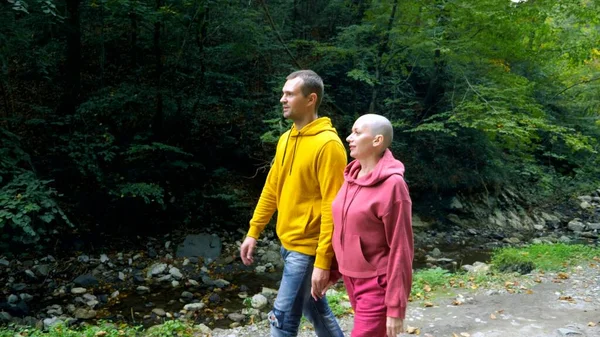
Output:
[331, 149, 414, 318]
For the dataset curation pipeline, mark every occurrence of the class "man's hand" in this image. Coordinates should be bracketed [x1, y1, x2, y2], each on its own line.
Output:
[239, 237, 257, 266]
[310, 267, 330, 301]
[386, 316, 404, 337]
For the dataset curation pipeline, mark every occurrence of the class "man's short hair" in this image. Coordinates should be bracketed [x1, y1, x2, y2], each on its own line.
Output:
[287, 70, 324, 112]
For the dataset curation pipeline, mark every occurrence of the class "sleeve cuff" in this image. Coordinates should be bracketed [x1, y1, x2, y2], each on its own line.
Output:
[247, 226, 261, 240]
[386, 305, 406, 319]
[314, 254, 332, 270]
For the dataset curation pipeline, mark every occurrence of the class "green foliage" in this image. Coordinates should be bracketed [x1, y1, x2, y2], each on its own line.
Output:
[326, 288, 352, 317]
[113, 182, 165, 207]
[0, 320, 203, 336]
[2, 0, 599, 239]
[410, 267, 454, 298]
[491, 243, 600, 272]
[0, 128, 72, 247]
[0, 171, 72, 245]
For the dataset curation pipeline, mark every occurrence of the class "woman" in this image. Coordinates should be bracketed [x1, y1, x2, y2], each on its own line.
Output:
[330, 114, 414, 337]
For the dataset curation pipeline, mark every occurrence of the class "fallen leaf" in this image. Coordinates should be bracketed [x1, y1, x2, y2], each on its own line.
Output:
[496, 309, 504, 314]
[424, 301, 434, 307]
[584, 297, 592, 302]
[453, 333, 460, 337]
[490, 313, 497, 320]
[95, 332, 107, 337]
[534, 278, 542, 283]
[552, 279, 563, 283]
[588, 322, 597, 327]
[460, 333, 471, 337]
[424, 284, 432, 292]
[470, 284, 478, 290]
[406, 325, 420, 334]
[526, 289, 534, 295]
[504, 281, 514, 287]
[557, 272, 569, 279]
[592, 256, 599, 262]
[452, 300, 463, 306]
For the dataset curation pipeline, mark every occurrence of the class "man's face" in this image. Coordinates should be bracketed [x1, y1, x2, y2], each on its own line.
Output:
[346, 118, 376, 159]
[280, 77, 310, 121]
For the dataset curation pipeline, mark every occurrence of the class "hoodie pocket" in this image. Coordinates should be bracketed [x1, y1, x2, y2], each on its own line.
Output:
[302, 204, 318, 236]
[347, 235, 376, 271]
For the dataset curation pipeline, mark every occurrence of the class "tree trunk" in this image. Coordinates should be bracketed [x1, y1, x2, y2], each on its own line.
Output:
[130, 3, 138, 68]
[368, 0, 398, 113]
[0, 81, 13, 119]
[152, 0, 164, 140]
[60, 0, 82, 115]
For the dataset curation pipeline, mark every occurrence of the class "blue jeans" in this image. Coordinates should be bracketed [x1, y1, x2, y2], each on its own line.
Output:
[268, 247, 344, 337]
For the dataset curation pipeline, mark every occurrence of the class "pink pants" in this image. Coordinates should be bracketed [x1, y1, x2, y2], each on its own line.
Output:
[343, 274, 387, 337]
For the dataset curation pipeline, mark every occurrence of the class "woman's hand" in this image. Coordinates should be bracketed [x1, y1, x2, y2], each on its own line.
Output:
[386, 316, 404, 337]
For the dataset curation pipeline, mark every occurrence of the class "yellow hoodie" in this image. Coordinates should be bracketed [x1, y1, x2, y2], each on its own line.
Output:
[247, 117, 347, 270]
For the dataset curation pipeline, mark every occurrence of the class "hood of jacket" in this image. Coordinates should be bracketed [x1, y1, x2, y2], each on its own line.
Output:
[290, 117, 338, 137]
[344, 148, 405, 186]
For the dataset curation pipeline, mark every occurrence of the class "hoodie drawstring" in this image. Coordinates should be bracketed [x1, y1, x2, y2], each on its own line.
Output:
[281, 130, 292, 167]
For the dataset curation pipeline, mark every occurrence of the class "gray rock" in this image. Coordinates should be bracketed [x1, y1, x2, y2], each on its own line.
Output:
[577, 195, 592, 202]
[587, 223, 600, 230]
[213, 279, 230, 288]
[19, 293, 33, 302]
[157, 274, 173, 282]
[43, 317, 61, 329]
[181, 291, 194, 299]
[152, 308, 166, 317]
[77, 255, 90, 263]
[100, 254, 109, 263]
[73, 274, 99, 287]
[71, 287, 87, 295]
[7, 294, 18, 304]
[147, 263, 168, 277]
[171, 280, 180, 287]
[0, 311, 12, 322]
[557, 327, 583, 336]
[136, 286, 150, 293]
[118, 272, 126, 281]
[183, 303, 205, 311]
[251, 294, 268, 309]
[24, 269, 36, 279]
[176, 234, 222, 261]
[430, 248, 442, 257]
[73, 308, 96, 319]
[559, 236, 572, 243]
[567, 220, 586, 232]
[82, 293, 96, 301]
[449, 197, 464, 210]
[227, 313, 246, 322]
[0, 259, 9, 267]
[169, 267, 183, 279]
[35, 264, 50, 276]
[580, 201, 592, 209]
[541, 212, 561, 228]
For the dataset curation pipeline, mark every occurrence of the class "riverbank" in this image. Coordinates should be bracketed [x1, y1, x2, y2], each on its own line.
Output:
[2, 244, 598, 337]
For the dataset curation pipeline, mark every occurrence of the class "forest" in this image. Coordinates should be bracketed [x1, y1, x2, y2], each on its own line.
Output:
[1, 0, 599, 250]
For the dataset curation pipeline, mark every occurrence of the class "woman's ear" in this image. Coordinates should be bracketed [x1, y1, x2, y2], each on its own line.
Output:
[373, 134, 384, 147]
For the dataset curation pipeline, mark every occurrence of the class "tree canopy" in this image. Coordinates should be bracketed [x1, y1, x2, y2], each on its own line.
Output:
[1, 0, 599, 248]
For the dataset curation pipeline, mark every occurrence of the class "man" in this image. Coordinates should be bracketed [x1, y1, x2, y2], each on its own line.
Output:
[240, 70, 346, 337]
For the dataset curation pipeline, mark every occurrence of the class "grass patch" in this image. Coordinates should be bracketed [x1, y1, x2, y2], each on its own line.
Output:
[0, 320, 201, 337]
[326, 287, 352, 316]
[491, 243, 600, 273]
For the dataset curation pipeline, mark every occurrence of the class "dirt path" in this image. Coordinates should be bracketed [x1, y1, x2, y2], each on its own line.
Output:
[211, 264, 600, 337]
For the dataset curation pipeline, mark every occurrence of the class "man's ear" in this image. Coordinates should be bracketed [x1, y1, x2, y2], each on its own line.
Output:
[307, 93, 317, 106]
